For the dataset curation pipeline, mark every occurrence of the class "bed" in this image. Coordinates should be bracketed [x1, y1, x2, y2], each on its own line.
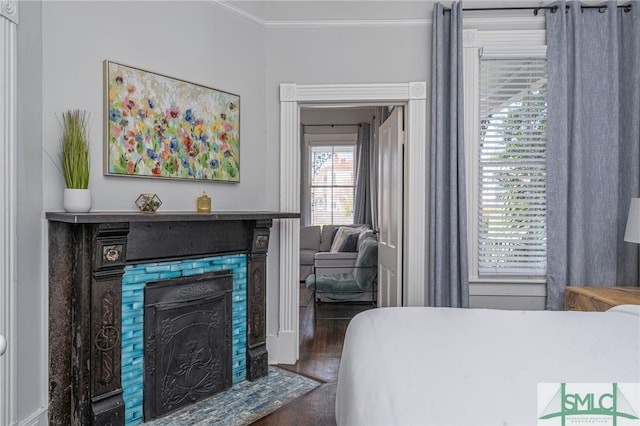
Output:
[336, 305, 640, 425]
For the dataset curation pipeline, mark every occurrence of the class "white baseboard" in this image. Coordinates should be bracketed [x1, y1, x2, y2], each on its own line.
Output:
[266, 331, 298, 365]
[266, 333, 279, 364]
[276, 330, 298, 365]
[18, 407, 47, 426]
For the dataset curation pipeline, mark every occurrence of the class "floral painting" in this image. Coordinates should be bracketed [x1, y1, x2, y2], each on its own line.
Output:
[104, 61, 240, 182]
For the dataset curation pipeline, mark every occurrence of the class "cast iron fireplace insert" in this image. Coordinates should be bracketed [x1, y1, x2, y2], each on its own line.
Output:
[143, 271, 233, 421]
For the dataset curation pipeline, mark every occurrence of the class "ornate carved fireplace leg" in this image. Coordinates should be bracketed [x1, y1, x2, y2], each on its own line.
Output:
[90, 224, 129, 425]
[246, 219, 272, 380]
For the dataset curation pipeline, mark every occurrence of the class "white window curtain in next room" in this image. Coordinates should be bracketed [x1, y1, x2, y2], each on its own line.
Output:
[545, 1, 640, 310]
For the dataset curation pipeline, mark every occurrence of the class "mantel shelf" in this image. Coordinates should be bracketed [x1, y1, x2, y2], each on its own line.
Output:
[46, 210, 299, 224]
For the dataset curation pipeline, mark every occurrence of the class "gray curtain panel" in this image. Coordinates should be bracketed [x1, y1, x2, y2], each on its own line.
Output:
[354, 123, 372, 226]
[545, 1, 640, 310]
[300, 124, 309, 225]
[429, 1, 469, 308]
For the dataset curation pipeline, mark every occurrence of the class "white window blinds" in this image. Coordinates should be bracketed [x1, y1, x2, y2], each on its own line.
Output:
[478, 57, 547, 276]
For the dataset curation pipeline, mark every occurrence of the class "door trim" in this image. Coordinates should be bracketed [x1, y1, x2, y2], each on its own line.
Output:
[1, 5, 19, 425]
[278, 82, 427, 363]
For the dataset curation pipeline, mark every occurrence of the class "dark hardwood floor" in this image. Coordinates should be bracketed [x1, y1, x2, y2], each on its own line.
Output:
[249, 284, 373, 426]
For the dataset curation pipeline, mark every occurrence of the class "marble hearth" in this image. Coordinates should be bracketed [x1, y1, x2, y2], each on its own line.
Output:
[46, 211, 298, 426]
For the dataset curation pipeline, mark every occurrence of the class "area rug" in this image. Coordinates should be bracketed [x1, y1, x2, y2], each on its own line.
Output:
[146, 367, 321, 426]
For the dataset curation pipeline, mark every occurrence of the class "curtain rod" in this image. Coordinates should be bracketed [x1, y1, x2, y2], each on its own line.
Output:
[443, 4, 633, 16]
[303, 124, 362, 127]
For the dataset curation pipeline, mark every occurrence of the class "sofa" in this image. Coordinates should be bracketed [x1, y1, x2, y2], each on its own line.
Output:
[299, 224, 372, 281]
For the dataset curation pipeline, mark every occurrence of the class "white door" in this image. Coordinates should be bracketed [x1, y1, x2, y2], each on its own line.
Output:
[377, 107, 404, 307]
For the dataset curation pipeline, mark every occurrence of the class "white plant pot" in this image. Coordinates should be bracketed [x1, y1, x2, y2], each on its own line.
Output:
[63, 188, 92, 213]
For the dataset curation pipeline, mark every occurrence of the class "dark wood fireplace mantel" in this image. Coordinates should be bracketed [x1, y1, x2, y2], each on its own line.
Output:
[46, 211, 298, 426]
[46, 210, 299, 223]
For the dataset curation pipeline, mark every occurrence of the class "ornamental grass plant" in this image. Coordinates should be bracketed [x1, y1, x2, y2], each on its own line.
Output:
[60, 109, 90, 189]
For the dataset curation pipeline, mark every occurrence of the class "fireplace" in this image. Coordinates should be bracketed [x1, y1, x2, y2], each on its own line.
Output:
[46, 211, 298, 426]
[143, 272, 232, 421]
[121, 254, 247, 425]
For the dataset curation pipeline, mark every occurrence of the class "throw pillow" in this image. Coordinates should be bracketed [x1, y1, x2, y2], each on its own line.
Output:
[320, 225, 339, 252]
[330, 227, 360, 252]
[339, 232, 359, 252]
[331, 226, 340, 244]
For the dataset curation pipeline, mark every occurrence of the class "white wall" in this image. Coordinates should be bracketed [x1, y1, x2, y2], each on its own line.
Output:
[41, 1, 267, 212]
[264, 25, 430, 86]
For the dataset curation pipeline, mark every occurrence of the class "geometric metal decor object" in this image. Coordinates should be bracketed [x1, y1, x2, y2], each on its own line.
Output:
[143, 271, 233, 421]
[135, 193, 162, 213]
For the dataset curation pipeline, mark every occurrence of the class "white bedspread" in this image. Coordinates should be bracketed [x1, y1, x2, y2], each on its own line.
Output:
[336, 306, 640, 426]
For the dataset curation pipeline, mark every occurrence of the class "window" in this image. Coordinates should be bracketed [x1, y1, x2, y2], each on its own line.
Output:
[308, 142, 356, 225]
[465, 38, 548, 281]
[477, 57, 547, 277]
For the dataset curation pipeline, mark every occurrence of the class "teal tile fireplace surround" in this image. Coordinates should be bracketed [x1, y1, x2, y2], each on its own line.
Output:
[46, 211, 299, 426]
[121, 254, 247, 425]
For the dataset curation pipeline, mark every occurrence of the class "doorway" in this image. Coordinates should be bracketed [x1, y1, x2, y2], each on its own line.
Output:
[299, 105, 392, 324]
[300, 105, 404, 306]
[277, 82, 428, 365]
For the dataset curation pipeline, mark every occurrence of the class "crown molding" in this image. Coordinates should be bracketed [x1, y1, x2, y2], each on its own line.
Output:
[214, 1, 547, 30]
[264, 18, 430, 29]
[213, 0, 266, 27]
[216, 0, 429, 28]
[268, 16, 545, 29]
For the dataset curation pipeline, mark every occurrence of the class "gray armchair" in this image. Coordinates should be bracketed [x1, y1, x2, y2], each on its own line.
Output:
[305, 237, 378, 304]
[313, 251, 359, 276]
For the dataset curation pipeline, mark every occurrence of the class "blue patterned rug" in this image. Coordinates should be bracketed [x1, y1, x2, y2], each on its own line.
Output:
[145, 367, 320, 426]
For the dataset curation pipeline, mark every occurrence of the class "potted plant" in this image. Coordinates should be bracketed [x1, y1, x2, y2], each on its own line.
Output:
[60, 109, 91, 212]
